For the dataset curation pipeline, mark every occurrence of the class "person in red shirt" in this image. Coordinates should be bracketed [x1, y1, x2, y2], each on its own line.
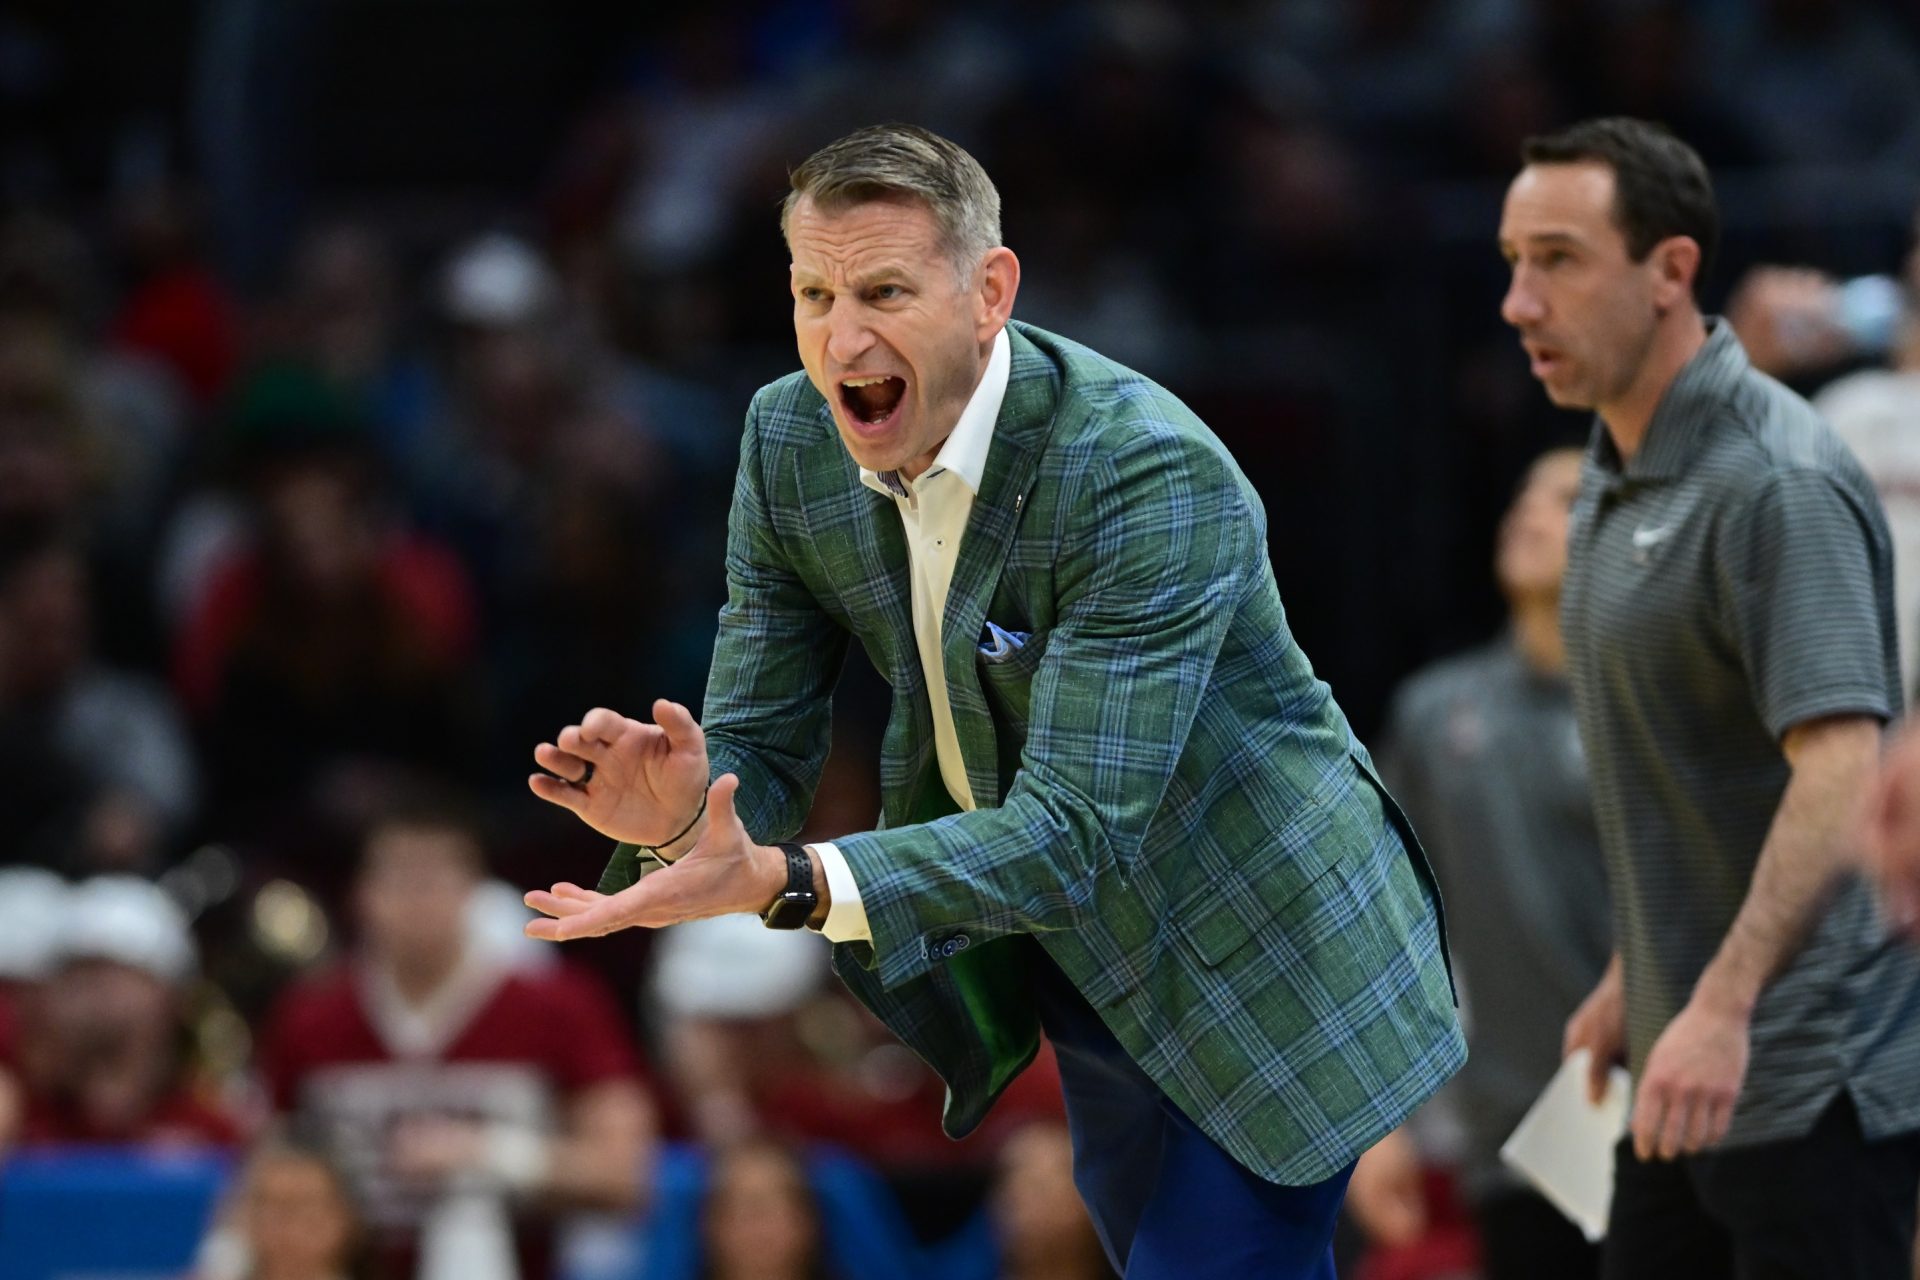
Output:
[257, 794, 655, 1280]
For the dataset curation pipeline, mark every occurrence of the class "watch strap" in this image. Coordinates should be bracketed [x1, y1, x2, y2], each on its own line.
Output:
[761, 842, 818, 930]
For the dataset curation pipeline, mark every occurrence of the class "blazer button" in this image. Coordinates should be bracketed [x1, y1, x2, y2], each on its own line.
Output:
[952, 934, 970, 951]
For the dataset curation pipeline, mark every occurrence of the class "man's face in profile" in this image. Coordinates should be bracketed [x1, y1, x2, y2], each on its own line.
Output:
[1498, 162, 1664, 413]
[787, 194, 995, 481]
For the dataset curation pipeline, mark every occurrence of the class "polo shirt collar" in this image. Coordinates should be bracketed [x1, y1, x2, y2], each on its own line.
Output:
[860, 325, 1011, 499]
[1589, 317, 1748, 481]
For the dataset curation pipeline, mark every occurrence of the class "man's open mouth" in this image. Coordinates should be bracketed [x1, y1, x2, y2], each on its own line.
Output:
[840, 376, 906, 426]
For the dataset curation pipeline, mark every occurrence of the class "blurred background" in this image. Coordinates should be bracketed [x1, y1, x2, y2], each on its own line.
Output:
[0, 1, 1917, 1278]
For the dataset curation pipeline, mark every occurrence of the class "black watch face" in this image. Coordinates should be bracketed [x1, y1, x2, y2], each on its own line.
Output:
[763, 891, 815, 930]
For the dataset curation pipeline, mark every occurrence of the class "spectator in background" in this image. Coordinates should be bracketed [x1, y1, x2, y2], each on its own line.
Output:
[483, 410, 713, 783]
[1728, 205, 1920, 700]
[697, 1140, 840, 1280]
[650, 912, 832, 1149]
[106, 178, 239, 411]
[409, 232, 581, 595]
[409, 230, 728, 736]
[0, 313, 99, 545]
[986, 1122, 1109, 1280]
[201, 1143, 369, 1280]
[0, 866, 67, 1148]
[170, 378, 480, 840]
[0, 213, 189, 609]
[391, 230, 727, 800]
[0, 533, 199, 871]
[7, 875, 242, 1149]
[275, 223, 437, 476]
[257, 793, 654, 1280]
[1351, 446, 1609, 1280]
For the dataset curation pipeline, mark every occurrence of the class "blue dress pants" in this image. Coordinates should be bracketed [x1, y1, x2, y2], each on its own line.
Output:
[1025, 947, 1356, 1279]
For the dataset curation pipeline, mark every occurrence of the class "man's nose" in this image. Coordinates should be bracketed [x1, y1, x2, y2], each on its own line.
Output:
[1502, 273, 1545, 328]
[825, 303, 876, 366]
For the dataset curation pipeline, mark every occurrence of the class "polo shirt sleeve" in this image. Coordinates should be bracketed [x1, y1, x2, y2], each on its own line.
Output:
[1715, 468, 1895, 739]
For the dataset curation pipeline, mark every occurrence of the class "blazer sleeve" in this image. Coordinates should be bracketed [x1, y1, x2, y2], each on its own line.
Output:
[833, 425, 1254, 989]
[601, 396, 848, 892]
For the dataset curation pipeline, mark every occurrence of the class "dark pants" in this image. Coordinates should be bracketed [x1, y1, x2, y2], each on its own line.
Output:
[1027, 949, 1355, 1279]
[1603, 1092, 1920, 1280]
[1477, 1187, 1601, 1280]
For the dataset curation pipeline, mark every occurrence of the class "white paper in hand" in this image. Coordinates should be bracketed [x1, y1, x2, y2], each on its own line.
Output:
[1498, 1048, 1633, 1243]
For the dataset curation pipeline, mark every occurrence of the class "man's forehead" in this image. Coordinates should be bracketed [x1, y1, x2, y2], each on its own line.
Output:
[788, 194, 943, 269]
[1501, 162, 1617, 238]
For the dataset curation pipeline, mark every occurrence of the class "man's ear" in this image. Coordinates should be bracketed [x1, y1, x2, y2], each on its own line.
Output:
[978, 246, 1021, 338]
[1652, 235, 1702, 312]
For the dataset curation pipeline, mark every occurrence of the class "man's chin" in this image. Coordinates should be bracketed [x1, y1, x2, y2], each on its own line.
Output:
[1540, 379, 1593, 411]
[836, 428, 892, 469]
[838, 436, 907, 478]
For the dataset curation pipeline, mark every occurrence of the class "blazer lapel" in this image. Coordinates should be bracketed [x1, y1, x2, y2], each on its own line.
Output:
[941, 327, 1059, 806]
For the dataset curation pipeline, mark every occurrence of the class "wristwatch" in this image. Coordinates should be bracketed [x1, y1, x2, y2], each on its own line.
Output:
[761, 843, 819, 930]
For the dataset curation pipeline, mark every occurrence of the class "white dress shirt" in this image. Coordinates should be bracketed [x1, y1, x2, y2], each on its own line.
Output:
[809, 326, 1012, 942]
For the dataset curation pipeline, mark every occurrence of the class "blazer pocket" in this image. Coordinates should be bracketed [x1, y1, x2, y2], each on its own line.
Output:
[976, 624, 1048, 678]
[976, 626, 1047, 730]
[1174, 839, 1348, 969]
[1170, 764, 1359, 969]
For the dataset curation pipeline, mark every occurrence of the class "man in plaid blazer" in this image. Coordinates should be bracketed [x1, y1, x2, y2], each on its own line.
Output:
[525, 125, 1464, 1279]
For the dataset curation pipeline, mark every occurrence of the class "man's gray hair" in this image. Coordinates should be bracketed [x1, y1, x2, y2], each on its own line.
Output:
[781, 124, 1002, 273]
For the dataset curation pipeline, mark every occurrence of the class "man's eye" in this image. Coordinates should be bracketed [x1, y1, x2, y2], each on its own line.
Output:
[1542, 251, 1571, 268]
[872, 284, 903, 301]
[799, 287, 828, 303]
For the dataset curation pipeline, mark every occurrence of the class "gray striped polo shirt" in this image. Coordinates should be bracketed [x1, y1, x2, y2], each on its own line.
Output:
[1561, 319, 1920, 1148]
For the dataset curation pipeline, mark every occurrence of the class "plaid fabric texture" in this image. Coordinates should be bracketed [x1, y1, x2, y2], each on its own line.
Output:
[602, 323, 1464, 1185]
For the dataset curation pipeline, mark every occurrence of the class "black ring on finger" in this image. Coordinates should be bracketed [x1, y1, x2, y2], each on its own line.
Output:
[576, 762, 595, 787]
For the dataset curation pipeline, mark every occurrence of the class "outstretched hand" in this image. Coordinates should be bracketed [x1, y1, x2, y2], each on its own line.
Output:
[529, 700, 710, 847]
[523, 774, 784, 940]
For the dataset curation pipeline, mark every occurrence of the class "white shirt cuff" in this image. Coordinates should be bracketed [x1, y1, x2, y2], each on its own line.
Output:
[808, 842, 871, 943]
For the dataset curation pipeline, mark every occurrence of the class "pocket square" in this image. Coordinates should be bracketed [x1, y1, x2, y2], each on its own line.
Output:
[977, 620, 1030, 663]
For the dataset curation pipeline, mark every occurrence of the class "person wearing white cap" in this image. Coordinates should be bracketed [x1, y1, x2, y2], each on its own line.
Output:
[649, 913, 829, 1147]
[0, 867, 69, 1152]
[0, 867, 68, 989]
[441, 233, 561, 331]
[7, 875, 240, 1148]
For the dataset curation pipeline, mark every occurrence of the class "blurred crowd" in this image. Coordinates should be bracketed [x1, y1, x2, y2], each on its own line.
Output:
[2, 0, 1920, 1278]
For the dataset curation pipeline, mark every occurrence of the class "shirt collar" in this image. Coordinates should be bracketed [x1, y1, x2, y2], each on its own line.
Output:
[1588, 317, 1748, 481]
[860, 326, 1011, 499]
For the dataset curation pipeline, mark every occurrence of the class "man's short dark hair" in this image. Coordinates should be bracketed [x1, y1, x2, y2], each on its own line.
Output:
[359, 778, 489, 876]
[1521, 117, 1718, 295]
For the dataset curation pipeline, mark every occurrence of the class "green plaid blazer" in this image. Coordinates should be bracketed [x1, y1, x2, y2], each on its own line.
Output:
[603, 323, 1464, 1184]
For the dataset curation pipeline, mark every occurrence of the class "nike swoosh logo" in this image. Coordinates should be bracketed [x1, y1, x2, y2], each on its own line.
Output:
[1632, 525, 1674, 549]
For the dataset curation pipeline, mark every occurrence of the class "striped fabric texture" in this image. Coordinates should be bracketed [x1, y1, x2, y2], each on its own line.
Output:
[1562, 320, 1920, 1148]
[603, 322, 1464, 1185]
